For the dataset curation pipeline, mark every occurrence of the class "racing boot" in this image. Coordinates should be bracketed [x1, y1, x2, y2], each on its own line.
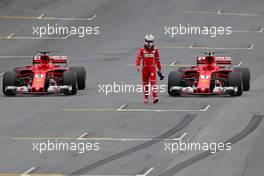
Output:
[153, 96, 159, 104]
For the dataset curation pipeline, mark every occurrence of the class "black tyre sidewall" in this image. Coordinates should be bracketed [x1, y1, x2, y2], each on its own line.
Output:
[3, 71, 16, 96]
[62, 71, 77, 95]
[228, 72, 243, 96]
[70, 67, 86, 90]
[168, 71, 183, 96]
[234, 67, 250, 91]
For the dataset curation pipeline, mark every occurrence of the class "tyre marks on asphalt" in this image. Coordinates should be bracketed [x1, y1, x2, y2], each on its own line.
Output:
[70, 114, 196, 175]
[158, 115, 263, 176]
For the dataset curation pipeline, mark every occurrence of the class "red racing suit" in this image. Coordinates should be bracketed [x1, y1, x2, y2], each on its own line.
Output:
[136, 46, 162, 98]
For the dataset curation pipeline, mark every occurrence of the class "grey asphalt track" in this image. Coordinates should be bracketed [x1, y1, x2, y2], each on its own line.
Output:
[0, 0, 264, 176]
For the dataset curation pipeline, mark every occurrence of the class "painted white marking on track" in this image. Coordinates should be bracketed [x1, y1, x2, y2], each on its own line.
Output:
[77, 132, 89, 140]
[258, 27, 263, 33]
[190, 44, 254, 50]
[235, 62, 242, 67]
[7, 33, 15, 39]
[169, 61, 177, 66]
[200, 105, 210, 112]
[188, 44, 194, 49]
[21, 167, 36, 175]
[137, 167, 154, 176]
[232, 27, 263, 33]
[117, 104, 127, 111]
[185, 10, 263, 16]
[71, 167, 153, 176]
[217, 9, 222, 14]
[0, 56, 32, 58]
[0, 14, 97, 21]
[38, 13, 45, 19]
[248, 44, 255, 50]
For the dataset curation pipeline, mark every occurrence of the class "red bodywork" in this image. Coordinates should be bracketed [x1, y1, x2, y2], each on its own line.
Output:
[179, 56, 233, 94]
[14, 55, 68, 93]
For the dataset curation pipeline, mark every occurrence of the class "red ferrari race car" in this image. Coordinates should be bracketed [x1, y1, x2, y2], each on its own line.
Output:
[2, 51, 86, 96]
[168, 51, 250, 96]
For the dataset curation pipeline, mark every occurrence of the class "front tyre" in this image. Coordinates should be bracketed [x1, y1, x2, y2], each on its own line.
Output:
[228, 72, 243, 96]
[3, 71, 17, 96]
[62, 71, 77, 95]
[70, 67, 86, 90]
[168, 71, 183, 96]
[234, 67, 250, 91]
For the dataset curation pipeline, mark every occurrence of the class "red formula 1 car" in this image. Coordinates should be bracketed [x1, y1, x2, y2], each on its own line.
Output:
[2, 51, 86, 96]
[168, 51, 250, 96]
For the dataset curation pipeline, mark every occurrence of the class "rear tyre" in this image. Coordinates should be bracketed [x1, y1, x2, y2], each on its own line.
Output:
[62, 71, 77, 95]
[234, 67, 250, 91]
[3, 71, 17, 96]
[70, 67, 86, 90]
[168, 71, 183, 96]
[228, 72, 243, 96]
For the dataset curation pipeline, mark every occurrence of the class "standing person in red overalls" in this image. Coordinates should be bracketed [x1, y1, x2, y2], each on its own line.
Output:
[136, 34, 164, 103]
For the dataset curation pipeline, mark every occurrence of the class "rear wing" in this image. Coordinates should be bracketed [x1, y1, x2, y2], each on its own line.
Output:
[33, 56, 68, 64]
[197, 56, 232, 65]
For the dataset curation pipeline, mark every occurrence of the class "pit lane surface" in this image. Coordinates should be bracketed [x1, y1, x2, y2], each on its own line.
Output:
[0, 0, 264, 175]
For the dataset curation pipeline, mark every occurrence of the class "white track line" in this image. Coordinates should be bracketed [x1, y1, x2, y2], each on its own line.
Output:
[160, 44, 254, 50]
[169, 61, 177, 66]
[185, 10, 262, 16]
[0, 32, 73, 40]
[137, 167, 154, 176]
[73, 167, 153, 176]
[2, 35, 69, 40]
[248, 44, 255, 50]
[235, 62, 243, 67]
[63, 105, 210, 112]
[77, 132, 89, 140]
[200, 105, 210, 112]
[185, 11, 219, 15]
[121, 105, 210, 112]
[0, 56, 32, 58]
[21, 167, 36, 175]
[117, 104, 128, 111]
[258, 27, 264, 33]
[43, 14, 97, 21]
[232, 27, 263, 33]
[178, 132, 188, 140]
[0, 14, 97, 21]
[0, 72, 4, 76]
[188, 44, 194, 49]
[7, 33, 15, 39]
[38, 13, 45, 19]
[191, 44, 254, 50]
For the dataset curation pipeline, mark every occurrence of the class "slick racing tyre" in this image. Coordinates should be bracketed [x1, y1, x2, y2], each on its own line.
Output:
[234, 67, 250, 91]
[228, 72, 243, 96]
[168, 71, 183, 96]
[62, 71, 77, 95]
[70, 66, 86, 90]
[3, 71, 17, 96]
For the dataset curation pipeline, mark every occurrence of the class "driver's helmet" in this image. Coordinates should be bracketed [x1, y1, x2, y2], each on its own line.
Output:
[205, 55, 215, 66]
[40, 54, 49, 60]
[144, 34, 154, 49]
